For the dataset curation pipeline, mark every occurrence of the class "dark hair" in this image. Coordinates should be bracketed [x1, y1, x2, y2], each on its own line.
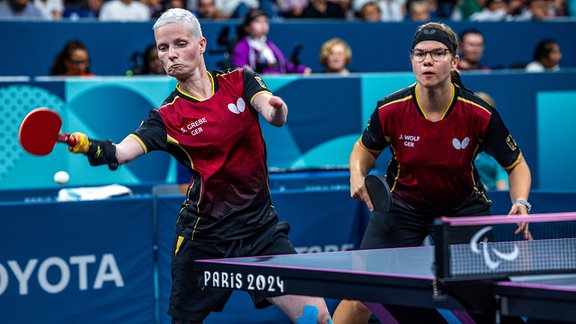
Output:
[451, 70, 465, 88]
[533, 39, 558, 61]
[237, 9, 267, 38]
[458, 28, 483, 43]
[50, 39, 90, 76]
[242, 9, 266, 27]
[142, 45, 159, 74]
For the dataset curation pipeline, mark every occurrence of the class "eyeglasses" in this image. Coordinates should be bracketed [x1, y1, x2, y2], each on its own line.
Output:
[69, 60, 90, 66]
[410, 48, 451, 63]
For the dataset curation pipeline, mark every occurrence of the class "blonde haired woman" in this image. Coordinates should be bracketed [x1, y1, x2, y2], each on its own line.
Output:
[319, 37, 352, 75]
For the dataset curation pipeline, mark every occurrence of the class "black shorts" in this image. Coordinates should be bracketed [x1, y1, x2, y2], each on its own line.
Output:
[167, 220, 295, 322]
[360, 198, 491, 249]
[359, 198, 493, 323]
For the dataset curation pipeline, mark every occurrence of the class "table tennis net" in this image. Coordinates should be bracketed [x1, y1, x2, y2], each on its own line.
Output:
[434, 213, 576, 279]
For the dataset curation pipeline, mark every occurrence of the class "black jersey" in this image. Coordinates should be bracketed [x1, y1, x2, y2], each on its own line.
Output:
[361, 83, 522, 215]
[131, 68, 276, 241]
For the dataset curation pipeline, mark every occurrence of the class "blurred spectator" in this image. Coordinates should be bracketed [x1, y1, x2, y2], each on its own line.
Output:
[142, 45, 165, 74]
[319, 37, 352, 75]
[142, 0, 164, 17]
[433, 0, 457, 17]
[525, 39, 562, 72]
[419, 0, 454, 18]
[34, 0, 64, 19]
[527, 0, 554, 18]
[457, 28, 490, 71]
[0, 0, 46, 19]
[469, 0, 508, 20]
[332, 0, 355, 18]
[215, 0, 254, 17]
[195, 0, 227, 19]
[163, 0, 186, 12]
[353, 0, 406, 21]
[128, 44, 166, 75]
[544, 0, 567, 17]
[98, 0, 150, 20]
[357, 0, 382, 20]
[300, 0, 347, 18]
[231, 9, 312, 74]
[277, 0, 308, 18]
[63, 0, 102, 19]
[50, 39, 94, 76]
[407, 0, 431, 20]
[474, 92, 509, 191]
[215, 0, 279, 18]
[451, 0, 485, 20]
[512, 0, 557, 20]
[551, 0, 568, 16]
[504, 0, 526, 18]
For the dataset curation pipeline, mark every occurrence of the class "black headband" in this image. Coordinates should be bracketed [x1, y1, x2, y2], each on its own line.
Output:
[412, 28, 456, 53]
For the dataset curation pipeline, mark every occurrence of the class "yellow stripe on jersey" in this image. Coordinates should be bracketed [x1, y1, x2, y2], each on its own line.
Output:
[128, 134, 148, 154]
[167, 134, 195, 170]
[458, 96, 493, 115]
[377, 95, 413, 110]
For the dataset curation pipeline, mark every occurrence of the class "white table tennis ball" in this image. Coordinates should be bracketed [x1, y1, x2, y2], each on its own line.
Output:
[54, 171, 70, 185]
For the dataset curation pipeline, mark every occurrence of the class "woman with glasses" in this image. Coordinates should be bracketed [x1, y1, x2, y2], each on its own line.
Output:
[49, 39, 94, 76]
[333, 21, 532, 323]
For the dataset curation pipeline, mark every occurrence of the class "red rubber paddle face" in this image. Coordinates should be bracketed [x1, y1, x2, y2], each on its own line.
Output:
[18, 107, 63, 156]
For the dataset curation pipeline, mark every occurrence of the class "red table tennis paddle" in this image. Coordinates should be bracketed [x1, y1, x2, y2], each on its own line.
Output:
[18, 107, 77, 156]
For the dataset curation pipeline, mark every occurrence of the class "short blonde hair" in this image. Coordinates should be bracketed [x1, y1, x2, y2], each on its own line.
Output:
[153, 8, 203, 40]
[319, 38, 352, 66]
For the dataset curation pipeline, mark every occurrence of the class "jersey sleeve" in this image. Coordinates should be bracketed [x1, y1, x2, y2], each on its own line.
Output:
[131, 109, 169, 153]
[242, 68, 272, 102]
[482, 108, 522, 170]
[360, 101, 389, 153]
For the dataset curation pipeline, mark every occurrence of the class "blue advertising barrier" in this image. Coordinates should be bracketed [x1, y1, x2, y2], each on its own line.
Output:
[1, 182, 575, 323]
[0, 197, 156, 324]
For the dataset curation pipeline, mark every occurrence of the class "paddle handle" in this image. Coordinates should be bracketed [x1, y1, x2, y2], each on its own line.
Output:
[58, 133, 78, 147]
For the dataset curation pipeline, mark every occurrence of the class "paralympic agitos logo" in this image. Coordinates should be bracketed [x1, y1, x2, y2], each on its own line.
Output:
[470, 226, 519, 270]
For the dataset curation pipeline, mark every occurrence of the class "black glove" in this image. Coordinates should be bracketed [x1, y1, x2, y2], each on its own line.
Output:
[86, 139, 119, 171]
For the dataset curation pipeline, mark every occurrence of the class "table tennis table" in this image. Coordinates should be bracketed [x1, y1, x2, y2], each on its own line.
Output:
[196, 214, 576, 323]
[196, 246, 575, 322]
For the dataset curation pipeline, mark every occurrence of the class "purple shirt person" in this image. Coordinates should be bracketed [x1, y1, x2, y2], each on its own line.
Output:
[231, 9, 311, 74]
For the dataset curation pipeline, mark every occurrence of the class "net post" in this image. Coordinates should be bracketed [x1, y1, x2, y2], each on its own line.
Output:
[433, 217, 450, 279]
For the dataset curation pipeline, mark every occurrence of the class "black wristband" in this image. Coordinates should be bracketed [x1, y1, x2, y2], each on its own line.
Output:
[86, 139, 119, 170]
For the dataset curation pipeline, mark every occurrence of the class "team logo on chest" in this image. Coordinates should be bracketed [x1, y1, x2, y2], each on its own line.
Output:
[228, 98, 246, 114]
[452, 137, 470, 150]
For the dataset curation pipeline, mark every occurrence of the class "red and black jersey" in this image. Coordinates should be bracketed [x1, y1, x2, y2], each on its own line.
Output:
[361, 83, 522, 215]
[131, 68, 275, 241]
